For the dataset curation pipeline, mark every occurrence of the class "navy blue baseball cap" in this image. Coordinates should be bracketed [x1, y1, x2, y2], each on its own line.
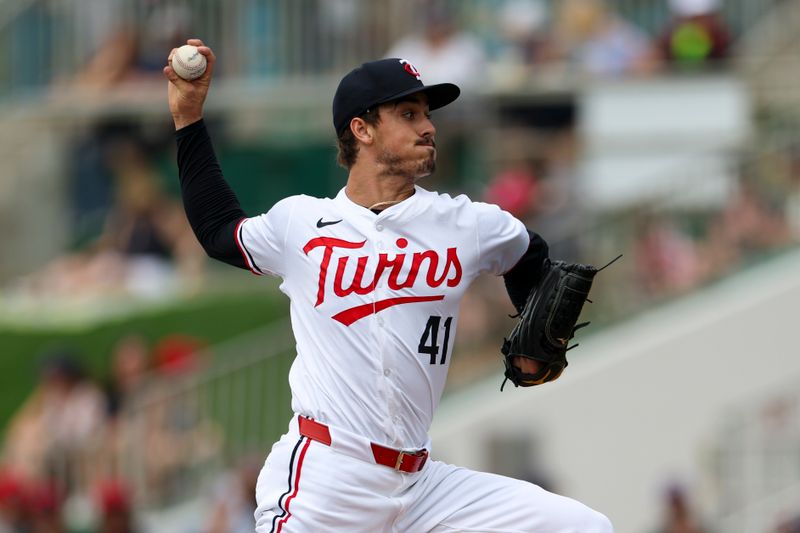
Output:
[332, 58, 460, 137]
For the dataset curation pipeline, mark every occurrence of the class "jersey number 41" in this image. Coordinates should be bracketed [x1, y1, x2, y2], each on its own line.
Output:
[418, 315, 453, 365]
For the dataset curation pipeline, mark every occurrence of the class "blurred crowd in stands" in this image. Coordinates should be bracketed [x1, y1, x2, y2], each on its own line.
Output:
[8, 121, 206, 302]
[386, 0, 731, 91]
[482, 146, 796, 293]
[53, 0, 736, 92]
[9, 0, 787, 303]
[7, 0, 779, 301]
[0, 334, 237, 532]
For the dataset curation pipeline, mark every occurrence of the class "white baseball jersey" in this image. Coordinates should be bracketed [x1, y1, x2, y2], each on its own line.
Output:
[236, 185, 528, 449]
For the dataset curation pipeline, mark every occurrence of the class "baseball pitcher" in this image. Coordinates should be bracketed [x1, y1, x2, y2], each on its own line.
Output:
[164, 38, 614, 533]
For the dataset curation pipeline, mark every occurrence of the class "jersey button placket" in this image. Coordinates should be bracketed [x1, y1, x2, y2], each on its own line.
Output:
[371, 228, 390, 409]
[373, 228, 387, 302]
[375, 240, 385, 292]
[375, 221, 395, 436]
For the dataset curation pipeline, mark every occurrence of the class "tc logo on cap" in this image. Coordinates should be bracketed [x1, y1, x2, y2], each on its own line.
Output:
[400, 59, 421, 81]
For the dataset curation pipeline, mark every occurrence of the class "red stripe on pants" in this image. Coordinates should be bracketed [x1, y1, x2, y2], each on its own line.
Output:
[276, 438, 312, 532]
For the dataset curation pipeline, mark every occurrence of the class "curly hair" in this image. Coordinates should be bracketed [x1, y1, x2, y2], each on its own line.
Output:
[336, 108, 381, 169]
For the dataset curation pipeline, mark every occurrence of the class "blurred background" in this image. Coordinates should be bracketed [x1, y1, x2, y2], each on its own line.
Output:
[0, 0, 799, 531]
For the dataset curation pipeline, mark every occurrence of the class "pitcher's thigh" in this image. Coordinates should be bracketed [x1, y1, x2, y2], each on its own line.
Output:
[409, 462, 613, 533]
[254, 435, 399, 533]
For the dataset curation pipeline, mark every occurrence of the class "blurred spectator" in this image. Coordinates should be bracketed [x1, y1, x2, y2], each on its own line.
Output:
[528, 131, 585, 261]
[153, 334, 204, 377]
[549, 0, 659, 77]
[0, 333, 221, 525]
[385, 1, 488, 193]
[104, 335, 152, 421]
[653, 484, 709, 533]
[125, 334, 220, 506]
[633, 213, 703, 297]
[657, 0, 731, 69]
[703, 180, 791, 271]
[96, 335, 156, 487]
[95, 480, 137, 533]
[95, 137, 205, 294]
[2, 351, 105, 486]
[68, 120, 132, 246]
[15, 135, 205, 300]
[483, 158, 544, 220]
[0, 470, 27, 532]
[204, 457, 261, 533]
[386, 1, 487, 90]
[317, 0, 362, 71]
[492, 0, 551, 68]
[26, 479, 64, 533]
[71, 0, 190, 90]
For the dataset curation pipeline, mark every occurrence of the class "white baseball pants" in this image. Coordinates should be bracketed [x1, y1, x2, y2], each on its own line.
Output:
[254, 416, 614, 532]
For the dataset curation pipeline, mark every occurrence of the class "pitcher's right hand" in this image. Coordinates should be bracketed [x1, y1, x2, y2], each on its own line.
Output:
[164, 38, 216, 130]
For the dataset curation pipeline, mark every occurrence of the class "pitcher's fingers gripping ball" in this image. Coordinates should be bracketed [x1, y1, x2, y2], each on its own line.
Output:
[164, 39, 215, 86]
[171, 44, 207, 80]
[163, 39, 216, 130]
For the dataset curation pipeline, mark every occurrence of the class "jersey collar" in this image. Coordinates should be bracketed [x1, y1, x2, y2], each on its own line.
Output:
[334, 185, 433, 222]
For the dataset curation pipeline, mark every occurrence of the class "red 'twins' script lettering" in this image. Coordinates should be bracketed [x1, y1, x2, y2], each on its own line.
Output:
[302, 237, 462, 309]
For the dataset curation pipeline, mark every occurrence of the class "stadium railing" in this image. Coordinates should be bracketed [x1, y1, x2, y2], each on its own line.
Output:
[43, 318, 295, 515]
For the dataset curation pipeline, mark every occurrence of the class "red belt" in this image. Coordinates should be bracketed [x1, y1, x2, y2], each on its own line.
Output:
[298, 416, 428, 474]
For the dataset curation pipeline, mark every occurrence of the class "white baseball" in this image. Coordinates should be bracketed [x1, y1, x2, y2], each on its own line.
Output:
[172, 44, 207, 81]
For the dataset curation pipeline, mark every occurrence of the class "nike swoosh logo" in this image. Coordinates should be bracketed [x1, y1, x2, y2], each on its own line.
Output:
[316, 218, 342, 228]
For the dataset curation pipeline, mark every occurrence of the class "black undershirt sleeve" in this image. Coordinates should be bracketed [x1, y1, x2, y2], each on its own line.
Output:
[502, 230, 550, 313]
[175, 119, 248, 269]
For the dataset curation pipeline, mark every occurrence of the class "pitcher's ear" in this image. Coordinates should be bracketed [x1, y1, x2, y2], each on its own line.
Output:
[351, 115, 375, 145]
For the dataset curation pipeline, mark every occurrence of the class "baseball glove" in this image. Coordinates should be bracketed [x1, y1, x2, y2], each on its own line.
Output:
[500, 255, 620, 390]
